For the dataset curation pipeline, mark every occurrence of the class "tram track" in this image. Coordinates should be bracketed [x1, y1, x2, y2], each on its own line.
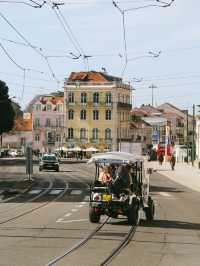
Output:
[46, 216, 139, 266]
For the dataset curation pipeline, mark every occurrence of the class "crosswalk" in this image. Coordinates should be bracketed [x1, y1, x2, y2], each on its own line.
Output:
[27, 188, 86, 196]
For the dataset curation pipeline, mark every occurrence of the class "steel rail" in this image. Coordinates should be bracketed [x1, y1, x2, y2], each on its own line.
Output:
[46, 216, 110, 266]
[99, 223, 138, 266]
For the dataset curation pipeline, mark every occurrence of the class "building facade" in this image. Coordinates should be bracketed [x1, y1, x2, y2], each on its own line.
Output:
[64, 71, 132, 151]
[32, 95, 64, 153]
[2, 113, 32, 152]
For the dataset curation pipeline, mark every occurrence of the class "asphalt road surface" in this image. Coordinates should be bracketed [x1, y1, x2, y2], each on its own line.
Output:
[0, 160, 199, 266]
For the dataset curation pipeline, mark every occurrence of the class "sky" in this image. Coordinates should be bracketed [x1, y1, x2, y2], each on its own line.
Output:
[0, 0, 200, 113]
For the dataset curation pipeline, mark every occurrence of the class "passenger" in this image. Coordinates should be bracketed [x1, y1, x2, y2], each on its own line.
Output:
[110, 165, 131, 196]
[98, 166, 112, 185]
[110, 164, 117, 180]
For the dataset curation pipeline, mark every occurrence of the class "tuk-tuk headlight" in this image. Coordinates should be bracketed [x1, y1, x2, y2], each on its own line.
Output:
[93, 193, 101, 201]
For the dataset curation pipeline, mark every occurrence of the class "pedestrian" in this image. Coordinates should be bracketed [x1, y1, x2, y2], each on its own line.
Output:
[170, 153, 176, 170]
[158, 153, 164, 165]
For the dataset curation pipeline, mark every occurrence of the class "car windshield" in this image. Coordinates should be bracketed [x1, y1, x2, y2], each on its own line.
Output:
[42, 156, 57, 161]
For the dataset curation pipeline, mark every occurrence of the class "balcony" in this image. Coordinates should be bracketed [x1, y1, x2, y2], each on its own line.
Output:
[117, 102, 132, 109]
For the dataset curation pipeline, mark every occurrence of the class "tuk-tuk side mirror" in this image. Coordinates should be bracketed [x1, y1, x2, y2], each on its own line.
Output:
[147, 168, 153, 174]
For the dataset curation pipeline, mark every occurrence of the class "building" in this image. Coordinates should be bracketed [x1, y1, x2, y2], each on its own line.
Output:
[32, 94, 64, 153]
[64, 71, 132, 151]
[158, 103, 193, 145]
[2, 113, 32, 151]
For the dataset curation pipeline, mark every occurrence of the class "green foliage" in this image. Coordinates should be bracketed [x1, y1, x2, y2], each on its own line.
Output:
[0, 80, 15, 135]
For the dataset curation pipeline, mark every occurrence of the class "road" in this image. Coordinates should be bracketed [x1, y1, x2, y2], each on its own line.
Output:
[0, 160, 199, 266]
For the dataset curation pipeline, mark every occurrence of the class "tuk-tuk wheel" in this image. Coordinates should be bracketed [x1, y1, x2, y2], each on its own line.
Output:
[127, 201, 139, 225]
[89, 208, 100, 223]
[144, 197, 155, 222]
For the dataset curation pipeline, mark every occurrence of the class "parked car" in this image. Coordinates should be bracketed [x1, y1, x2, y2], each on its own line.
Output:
[39, 154, 59, 172]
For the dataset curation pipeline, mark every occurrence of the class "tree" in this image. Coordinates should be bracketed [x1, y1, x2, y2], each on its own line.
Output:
[0, 80, 15, 147]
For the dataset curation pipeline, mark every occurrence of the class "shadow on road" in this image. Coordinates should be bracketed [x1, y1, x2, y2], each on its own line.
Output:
[150, 185, 184, 193]
[143, 219, 200, 230]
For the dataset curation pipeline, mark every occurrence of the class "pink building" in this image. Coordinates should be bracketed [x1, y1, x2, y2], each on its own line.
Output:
[32, 95, 64, 153]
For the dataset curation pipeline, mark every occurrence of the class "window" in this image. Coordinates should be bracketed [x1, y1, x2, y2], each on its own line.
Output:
[56, 104, 63, 112]
[47, 132, 55, 144]
[105, 128, 111, 139]
[68, 92, 75, 103]
[46, 103, 52, 111]
[80, 110, 86, 120]
[81, 92, 87, 104]
[34, 118, 40, 127]
[56, 118, 62, 127]
[35, 104, 41, 111]
[56, 134, 61, 142]
[68, 128, 74, 139]
[93, 110, 99, 120]
[105, 110, 111, 120]
[92, 128, 98, 139]
[93, 92, 99, 103]
[46, 118, 51, 127]
[105, 92, 112, 104]
[68, 109, 74, 120]
[80, 128, 86, 139]
[35, 134, 40, 141]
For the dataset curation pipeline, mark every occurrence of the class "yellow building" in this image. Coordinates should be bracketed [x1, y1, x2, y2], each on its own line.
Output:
[64, 71, 132, 151]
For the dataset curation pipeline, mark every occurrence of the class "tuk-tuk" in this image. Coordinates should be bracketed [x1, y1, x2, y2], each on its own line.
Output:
[88, 152, 154, 225]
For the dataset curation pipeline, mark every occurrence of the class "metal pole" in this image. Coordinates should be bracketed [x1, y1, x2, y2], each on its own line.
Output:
[192, 104, 195, 166]
[186, 110, 189, 164]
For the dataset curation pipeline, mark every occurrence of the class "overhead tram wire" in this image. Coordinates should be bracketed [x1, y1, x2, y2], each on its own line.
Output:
[0, 0, 46, 8]
[0, 11, 60, 86]
[49, 1, 89, 70]
[112, 0, 175, 77]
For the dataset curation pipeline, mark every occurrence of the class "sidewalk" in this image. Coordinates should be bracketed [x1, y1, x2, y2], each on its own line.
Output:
[146, 161, 200, 193]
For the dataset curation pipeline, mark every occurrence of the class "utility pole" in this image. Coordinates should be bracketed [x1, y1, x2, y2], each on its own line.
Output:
[186, 110, 189, 164]
[192, 104, 195, 166]
[149, 84, 157, 107]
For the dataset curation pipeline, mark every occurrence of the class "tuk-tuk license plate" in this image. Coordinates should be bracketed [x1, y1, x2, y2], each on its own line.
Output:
[102, 194, 112, 201]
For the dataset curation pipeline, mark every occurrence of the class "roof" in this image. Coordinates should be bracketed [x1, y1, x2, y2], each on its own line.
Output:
[88, 152, 143, 164]
[130, 120, 152, 128]
[39, 95, 64, 104]
[68, 71, 122, 83]
[13, 116, 32, 131]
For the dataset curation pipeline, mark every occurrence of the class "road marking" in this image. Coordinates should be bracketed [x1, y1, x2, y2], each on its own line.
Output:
[84, 196, 90, 201]
[28, 189, 42, 195]
[0, 190, 4, 195]
[70, 190, 82, 195]
[49, 189, 63, 195]
[71, 209, 78, 212]
[159, 192, 171, 197]
[64, 213, 72, 217]
[76, 204, 84, 208]
[57, 219, 88, 223]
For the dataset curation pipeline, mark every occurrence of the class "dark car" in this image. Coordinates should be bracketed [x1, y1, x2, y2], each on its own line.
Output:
[39, 154, 59, 172]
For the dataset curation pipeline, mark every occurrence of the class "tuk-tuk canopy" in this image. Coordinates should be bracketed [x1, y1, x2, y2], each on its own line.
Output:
[87, 151, 143, 164]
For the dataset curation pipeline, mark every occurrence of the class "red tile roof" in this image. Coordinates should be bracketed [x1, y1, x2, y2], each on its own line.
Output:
[13, 116, 32, 131]
[68, 71, 121, 83]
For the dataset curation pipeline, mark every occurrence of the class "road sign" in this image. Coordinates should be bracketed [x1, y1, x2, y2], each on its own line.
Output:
[152, 131, 159, 143]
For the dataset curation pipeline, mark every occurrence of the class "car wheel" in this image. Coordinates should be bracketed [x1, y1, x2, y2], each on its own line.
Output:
[127, 200, 139, 225]
[89, 208, 100, 223]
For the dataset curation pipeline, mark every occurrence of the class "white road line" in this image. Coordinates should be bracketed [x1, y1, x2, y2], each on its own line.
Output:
[28, 189, 42, 195]
[159, 192, 171, 197]
[76, 204, 84, 208]
[71, 209, 78, 212]
[84, 196, 90, 201]
[0, 190, 4, 194]
[49, 189, 63, 195]
[64, 213, 72, 217]
[70, 190, 82, 195]
[57, 219, 88, 223]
